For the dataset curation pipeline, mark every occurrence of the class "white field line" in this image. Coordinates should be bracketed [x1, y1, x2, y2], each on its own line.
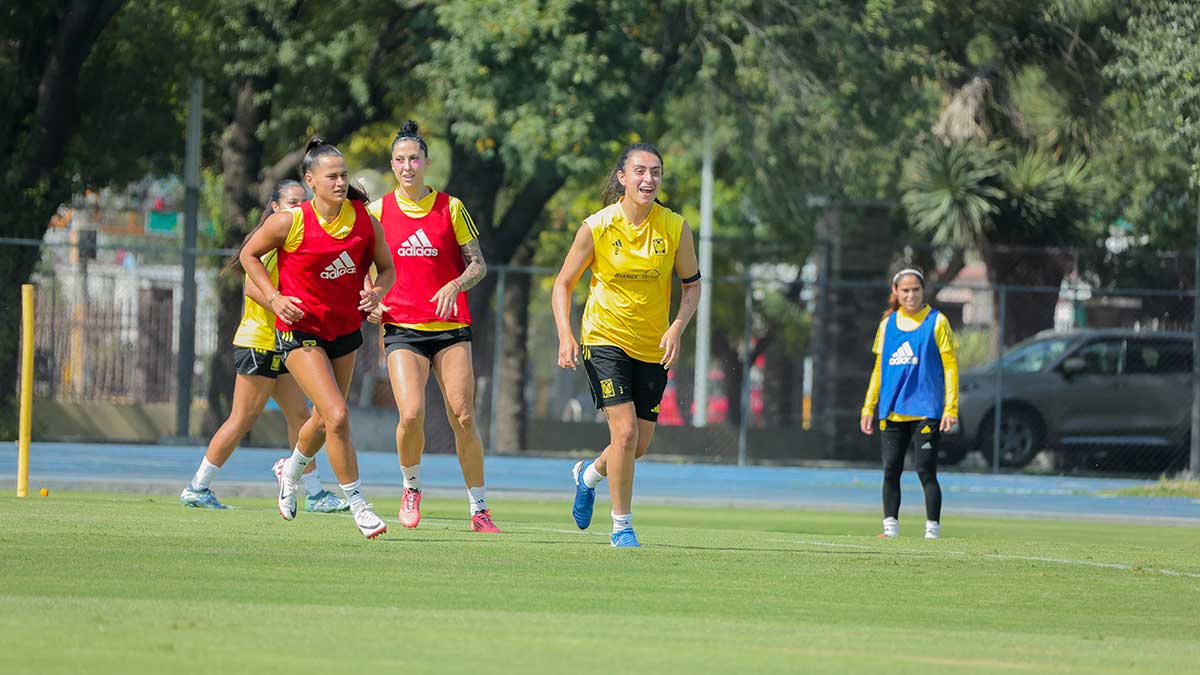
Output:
[769, 538, 1200, 579]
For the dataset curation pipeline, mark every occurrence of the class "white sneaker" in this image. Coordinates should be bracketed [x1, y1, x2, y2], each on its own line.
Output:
[275, 458, 298, 521]
[351, 502, 387, 539]
[925, 521, 940, 540]
[879, 517, 898, 538]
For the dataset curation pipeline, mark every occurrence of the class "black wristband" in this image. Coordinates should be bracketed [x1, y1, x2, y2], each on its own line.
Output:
[680, 271, 702, 284]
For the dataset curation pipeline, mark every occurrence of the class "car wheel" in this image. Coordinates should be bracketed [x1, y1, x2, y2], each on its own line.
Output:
[980, 408, 1044, 469]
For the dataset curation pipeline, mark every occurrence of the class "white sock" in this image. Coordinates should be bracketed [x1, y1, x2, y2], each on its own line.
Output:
[882, 517, 899, 538]
[612, 511, 632, 534]
[925, 520, 940, 539]
[402, 465, 421, 491]
[301, 466, 324, 497]
[340, 479, 367, 510]
[190, 458, 220, 491]
[583, 462, 604, 489]
[283, 447, 311, 483]
[467, 486, 487, 515]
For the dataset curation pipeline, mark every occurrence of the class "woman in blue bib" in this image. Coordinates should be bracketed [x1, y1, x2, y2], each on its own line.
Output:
[860, 267, 959, 539]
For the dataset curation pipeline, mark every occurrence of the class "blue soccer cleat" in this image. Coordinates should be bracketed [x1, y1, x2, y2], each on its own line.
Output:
[610, 527, 640, 548]
[571, 460, 596, 529]
[179, 486, 230, 509]
[305, 489, 350, 513]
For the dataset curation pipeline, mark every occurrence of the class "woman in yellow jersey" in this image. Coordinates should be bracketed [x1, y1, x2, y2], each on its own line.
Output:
[552, 143, 701, 548]
[860, 266, 959, 539]
[365, 121, 498, 532]
[180, 180, 346, 513]
[242, 138, 395, 539]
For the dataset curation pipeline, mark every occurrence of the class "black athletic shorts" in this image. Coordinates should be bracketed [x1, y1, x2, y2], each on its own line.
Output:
[233, 346, 287, 378]
[582, 344, 668, 422]
[275, 328, 363, 360]
[383, 325, 473, 360]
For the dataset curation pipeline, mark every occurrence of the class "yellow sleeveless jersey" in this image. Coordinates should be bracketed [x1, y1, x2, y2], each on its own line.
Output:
[231, 250, 280, 351]
[580, 200, 684, 363]
[232, 203, 358, 351]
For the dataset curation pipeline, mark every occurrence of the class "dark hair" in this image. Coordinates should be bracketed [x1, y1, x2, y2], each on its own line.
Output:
[601, 143, 664, 205]
[301, 136, 369, 203]
[391, 120, 429, 157]
[883, 265, 926, 317]
[221, 179, 305, 276]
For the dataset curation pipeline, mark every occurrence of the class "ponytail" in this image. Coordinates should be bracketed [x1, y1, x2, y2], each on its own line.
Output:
[601, 142, 664, 205]
[221, 179, 304, 277]
[300, 136, 368, 203]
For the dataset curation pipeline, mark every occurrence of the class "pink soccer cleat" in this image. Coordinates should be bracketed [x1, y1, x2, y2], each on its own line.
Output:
[398, 487, 422, 528]
[471, 509, 501, 533]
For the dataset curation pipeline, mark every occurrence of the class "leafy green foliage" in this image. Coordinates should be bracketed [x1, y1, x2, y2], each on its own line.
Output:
[1105, 1, 1200, 185]
[902, 141, 1003, 247]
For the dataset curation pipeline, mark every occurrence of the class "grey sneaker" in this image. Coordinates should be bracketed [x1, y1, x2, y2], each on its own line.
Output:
[305, 489, 350, 513]
[180, 486, 229, 509]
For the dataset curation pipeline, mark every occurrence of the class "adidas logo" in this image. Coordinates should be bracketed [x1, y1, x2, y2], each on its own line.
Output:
[320, 251, 357, 280]
[397, 229, 438, 257]
[888, 341, 919, 366]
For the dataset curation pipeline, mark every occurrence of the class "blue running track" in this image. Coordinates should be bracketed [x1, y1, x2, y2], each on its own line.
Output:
[2, 442, 1199, 524]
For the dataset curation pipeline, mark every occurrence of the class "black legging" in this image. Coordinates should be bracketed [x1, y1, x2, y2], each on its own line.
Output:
[880, 419, 942, 522]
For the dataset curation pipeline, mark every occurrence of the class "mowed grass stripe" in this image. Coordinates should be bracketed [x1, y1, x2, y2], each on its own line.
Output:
[0, 492, 1197, 674]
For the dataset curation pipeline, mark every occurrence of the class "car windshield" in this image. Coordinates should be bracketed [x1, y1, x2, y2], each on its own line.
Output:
[993, 337, 1073, 373]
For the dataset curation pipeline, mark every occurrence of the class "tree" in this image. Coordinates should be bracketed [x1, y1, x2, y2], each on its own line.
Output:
[422, 0, 699, 448]
[0, 1, 198, 434]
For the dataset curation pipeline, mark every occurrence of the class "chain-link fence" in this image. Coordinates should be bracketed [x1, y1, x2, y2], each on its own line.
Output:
[8, 233, 1198, 476]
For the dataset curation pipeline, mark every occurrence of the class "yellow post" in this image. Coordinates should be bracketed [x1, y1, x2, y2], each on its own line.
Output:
[17, 283, 34, 497]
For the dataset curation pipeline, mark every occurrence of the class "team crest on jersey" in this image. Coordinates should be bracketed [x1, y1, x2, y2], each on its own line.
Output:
[320, 251, 357, 279]
[600, 379, 615, 398]
[652, 237, 667, 256]
[397, 228, 439, 257]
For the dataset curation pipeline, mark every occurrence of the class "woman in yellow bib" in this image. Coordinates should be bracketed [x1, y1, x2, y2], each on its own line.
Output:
[180, 180, 345, 512]
[552, 143, 701, 547]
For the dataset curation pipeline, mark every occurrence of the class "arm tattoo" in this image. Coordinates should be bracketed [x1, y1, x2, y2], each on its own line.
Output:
[456, 239, 487, 292]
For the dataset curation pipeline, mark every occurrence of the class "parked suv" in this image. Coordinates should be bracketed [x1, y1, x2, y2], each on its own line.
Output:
[943, 329, 1193, 469]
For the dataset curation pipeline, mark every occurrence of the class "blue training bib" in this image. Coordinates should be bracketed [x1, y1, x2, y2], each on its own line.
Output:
[877, 309, 945, 420]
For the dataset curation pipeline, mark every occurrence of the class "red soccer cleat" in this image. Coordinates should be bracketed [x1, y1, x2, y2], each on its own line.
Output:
[471, 509, 501, 533]
[398, 487, 422, 528]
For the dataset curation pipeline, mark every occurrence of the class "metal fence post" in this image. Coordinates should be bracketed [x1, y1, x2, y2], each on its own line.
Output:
[1191, 191, 1200, 475]
[992, 285, 1006, 474]
[175, 74, 202, 438]
[488, 266, 507, 454]
[737, 273, 753, 466]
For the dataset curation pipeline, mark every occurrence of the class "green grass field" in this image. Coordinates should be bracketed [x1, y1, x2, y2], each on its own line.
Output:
[1, 492, 1197, 674]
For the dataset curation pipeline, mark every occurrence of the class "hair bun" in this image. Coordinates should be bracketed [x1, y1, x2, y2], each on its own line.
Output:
[305, 137, 327, 153]
[399, 120, 419, 136]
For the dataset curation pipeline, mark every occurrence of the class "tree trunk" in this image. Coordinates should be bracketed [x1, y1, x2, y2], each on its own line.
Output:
[986, 245, 1071, 347]
[494, 242, 534, 451]
[205, 73, 274, 433]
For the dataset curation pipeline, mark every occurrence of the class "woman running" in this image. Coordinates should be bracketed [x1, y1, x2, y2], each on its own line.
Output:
[859, 266, 959, 539]
[180, 180, 347, 514]
[366, 120, 499, 533]
[553, 142, 701, 547]
[241, 138, 394, 539]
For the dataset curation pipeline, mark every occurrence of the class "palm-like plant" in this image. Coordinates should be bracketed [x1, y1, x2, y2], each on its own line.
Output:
[901, 140, 1005, 248]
